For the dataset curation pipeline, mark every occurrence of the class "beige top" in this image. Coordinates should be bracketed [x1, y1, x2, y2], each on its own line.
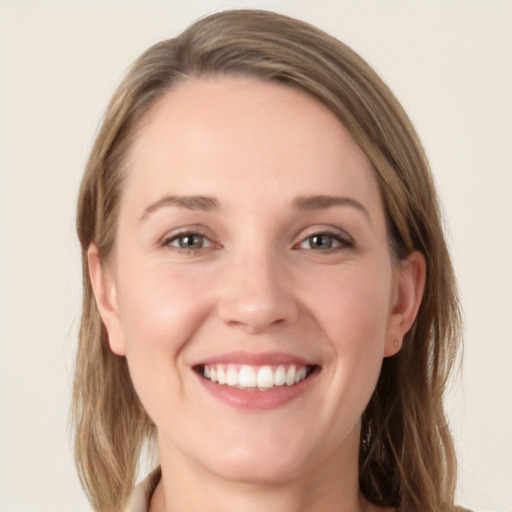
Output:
[123, 470, 473, 512]
[123, 468, 161, 512]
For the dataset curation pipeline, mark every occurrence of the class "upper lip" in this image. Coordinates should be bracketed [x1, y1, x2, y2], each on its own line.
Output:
[194, 351, 317, 367]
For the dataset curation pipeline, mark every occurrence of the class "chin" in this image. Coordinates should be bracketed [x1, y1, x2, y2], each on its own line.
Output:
[207, 453, 306, 485]
[193, 429, 320, 485]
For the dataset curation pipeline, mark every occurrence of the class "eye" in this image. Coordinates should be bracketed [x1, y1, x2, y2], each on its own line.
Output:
[163, 232, 213, 251]
[297, 231, 353, 251]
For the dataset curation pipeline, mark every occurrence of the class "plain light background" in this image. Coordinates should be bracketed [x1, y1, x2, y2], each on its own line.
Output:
[0, 1, 511, 511]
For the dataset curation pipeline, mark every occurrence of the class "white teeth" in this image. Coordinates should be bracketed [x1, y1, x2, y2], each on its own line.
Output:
[257, 366, 274, 388]
[274, 366, 286, 386]
[202, 363, 311, 389]
[238, 365, 256, 388]
[295, 366, 307, 384]
[217, 367, 226, 385]
[286, 366, 296, 386]
[226, 366, 238, 386]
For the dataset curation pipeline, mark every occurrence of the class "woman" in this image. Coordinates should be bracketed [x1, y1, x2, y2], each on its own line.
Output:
[73, 9, 463, 512]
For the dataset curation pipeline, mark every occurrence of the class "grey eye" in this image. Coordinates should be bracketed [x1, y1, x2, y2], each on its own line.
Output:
[172, 234, 208, 249]
[302, 234, 339, 250]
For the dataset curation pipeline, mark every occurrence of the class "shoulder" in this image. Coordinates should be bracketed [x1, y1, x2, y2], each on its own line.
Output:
[123, 467, 161, 512]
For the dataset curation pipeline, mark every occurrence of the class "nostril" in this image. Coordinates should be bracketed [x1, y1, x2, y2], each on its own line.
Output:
[219, 300, 297, 334]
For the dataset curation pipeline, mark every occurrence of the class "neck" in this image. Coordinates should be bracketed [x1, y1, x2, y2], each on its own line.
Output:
[150, 429, 383, 512]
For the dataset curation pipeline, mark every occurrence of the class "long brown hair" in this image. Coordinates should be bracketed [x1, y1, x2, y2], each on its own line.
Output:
[73, 9, 461, 512]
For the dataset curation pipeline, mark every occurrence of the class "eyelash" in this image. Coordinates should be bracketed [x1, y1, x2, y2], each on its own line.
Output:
[159, 229, 217, 254]
[295, 231, 354, 252]
[159, 228, 354, 254]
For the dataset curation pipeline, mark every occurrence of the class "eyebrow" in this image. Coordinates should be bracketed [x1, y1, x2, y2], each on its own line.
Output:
[140, 195, 220, 221]
[140, 193, 371, 223]
[292, 195, 371, 223]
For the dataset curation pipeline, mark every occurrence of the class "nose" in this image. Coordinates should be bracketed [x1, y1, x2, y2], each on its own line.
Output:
[217, 250, 299, 334]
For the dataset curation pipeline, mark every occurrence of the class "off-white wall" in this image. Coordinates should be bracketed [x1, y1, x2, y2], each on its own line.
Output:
[1, 2, 511, 511]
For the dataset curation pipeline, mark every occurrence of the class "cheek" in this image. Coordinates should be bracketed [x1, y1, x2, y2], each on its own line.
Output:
[312, 261, 392, 390]
[115, 261, 216, 355]
[311, 262, 393, 349]
[298, 261, 394, 438]
[114, 263, 218, 424]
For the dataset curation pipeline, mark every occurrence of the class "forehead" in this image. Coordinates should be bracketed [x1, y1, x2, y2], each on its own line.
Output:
[123, 76, 383, 218]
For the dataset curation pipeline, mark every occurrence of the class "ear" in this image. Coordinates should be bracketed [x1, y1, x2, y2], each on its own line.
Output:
[87, 244, 126, 356]
[384, 251, 426, 357]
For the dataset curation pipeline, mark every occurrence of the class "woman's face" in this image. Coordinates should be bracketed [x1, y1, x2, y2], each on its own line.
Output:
[91, 77, 422, 485]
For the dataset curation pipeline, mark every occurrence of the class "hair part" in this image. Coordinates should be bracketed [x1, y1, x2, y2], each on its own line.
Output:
[73, 9, 461, 512]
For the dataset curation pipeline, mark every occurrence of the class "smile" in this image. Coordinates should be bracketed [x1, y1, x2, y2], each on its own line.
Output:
[200, 364, 313, 390]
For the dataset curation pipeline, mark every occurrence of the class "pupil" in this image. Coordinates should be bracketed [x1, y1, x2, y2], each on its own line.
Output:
[180, 235, 202, 249]
[311, 235, 332, 249]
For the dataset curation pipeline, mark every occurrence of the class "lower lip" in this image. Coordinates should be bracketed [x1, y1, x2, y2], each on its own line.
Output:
[196, 372, 317, 410]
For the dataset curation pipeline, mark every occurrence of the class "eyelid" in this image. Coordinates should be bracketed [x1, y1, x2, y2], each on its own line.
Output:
[171, 233, 213, 248]
[293, 226, 355, 250]
[157, 224, 354, 252]
[158, 226, 220, 250]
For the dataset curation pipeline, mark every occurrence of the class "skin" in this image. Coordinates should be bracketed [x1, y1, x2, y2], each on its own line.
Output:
[89, 77, 425, 512]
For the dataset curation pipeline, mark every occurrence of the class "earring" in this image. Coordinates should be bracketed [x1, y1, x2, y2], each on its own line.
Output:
[393, 339, 399, 347]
